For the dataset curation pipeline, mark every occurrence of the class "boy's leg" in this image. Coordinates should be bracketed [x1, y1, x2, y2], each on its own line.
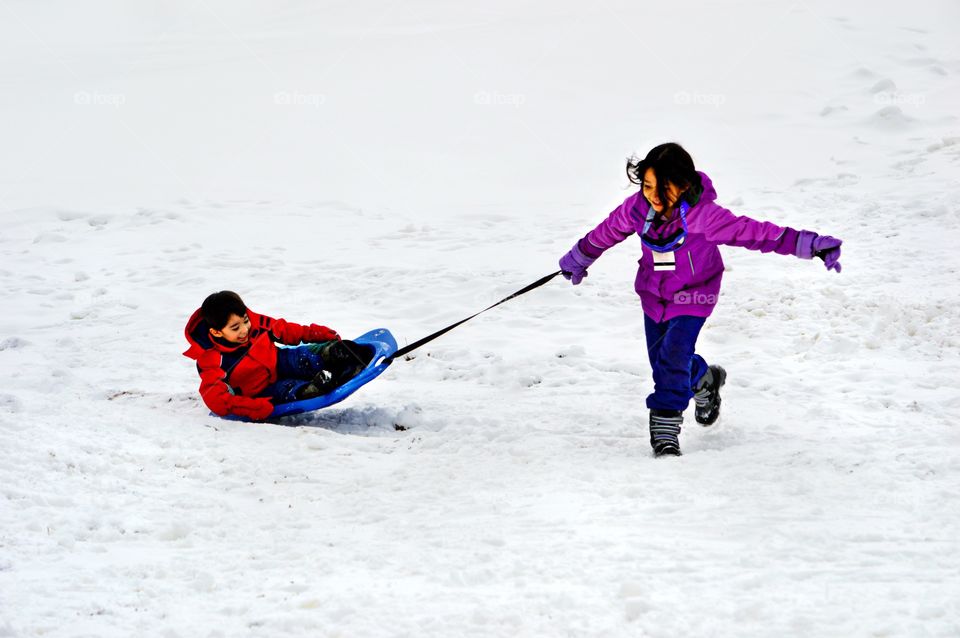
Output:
[267, 378, 313, 404]
[265, 345, 331, 404]
[275, 345, 327, 380]
[315, 340, 375, 385]
[272, 341, 375, 402]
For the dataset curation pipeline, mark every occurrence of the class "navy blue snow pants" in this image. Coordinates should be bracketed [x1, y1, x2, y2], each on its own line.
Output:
[263, 345, 328, 404]
[644, 314, 710, 412]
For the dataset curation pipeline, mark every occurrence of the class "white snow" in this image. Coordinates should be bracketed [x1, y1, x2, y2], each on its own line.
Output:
[2, 1, 960, 636]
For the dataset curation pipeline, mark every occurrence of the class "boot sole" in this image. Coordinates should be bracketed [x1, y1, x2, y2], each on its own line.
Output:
[653, 445, 682, 457]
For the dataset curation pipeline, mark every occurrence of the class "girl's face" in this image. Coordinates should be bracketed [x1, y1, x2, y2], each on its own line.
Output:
[642, 167, 683, 213]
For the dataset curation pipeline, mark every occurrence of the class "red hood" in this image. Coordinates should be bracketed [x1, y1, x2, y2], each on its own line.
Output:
[183, 308, 247, 360]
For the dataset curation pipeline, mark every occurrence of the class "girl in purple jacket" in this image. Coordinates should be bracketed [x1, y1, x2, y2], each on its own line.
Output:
[559, 143, 842, 457]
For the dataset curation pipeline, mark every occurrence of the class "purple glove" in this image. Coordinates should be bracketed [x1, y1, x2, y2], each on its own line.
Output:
[559, 242, 597, 285]
[796, 231, 843, 273]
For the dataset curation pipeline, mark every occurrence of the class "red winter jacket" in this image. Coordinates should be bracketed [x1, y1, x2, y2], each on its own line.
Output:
[183, 308, 339, 420]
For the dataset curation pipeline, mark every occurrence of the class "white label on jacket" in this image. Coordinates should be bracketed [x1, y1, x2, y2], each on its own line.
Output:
[652, 251, 676, 271]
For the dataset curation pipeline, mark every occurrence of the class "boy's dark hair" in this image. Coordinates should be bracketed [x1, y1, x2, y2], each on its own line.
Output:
[626, 142, 704, 208]
[201, 291, 247, 330]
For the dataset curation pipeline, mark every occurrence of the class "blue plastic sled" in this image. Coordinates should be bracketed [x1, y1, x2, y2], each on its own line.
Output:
[270, 328, 397, 417]
[217, 329, 397, 421]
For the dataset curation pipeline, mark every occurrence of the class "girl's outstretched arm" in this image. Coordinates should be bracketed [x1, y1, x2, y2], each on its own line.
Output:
[580, 191, 645, 256]
[697, 203, 842, 272]
[559, 192, 644, 284]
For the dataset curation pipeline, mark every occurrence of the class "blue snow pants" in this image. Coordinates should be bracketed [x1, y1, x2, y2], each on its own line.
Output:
[262, 345, 328, 404]
[644, 314, 710, 412]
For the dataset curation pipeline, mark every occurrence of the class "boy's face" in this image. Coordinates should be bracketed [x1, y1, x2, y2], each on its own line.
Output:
[210, 313, 251, 345]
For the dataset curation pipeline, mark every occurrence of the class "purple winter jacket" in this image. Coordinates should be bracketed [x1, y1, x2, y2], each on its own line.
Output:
[578, 171, 800, 322]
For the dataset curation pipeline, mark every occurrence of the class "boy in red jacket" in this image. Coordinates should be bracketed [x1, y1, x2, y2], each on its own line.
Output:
[183, 291, 372, 420]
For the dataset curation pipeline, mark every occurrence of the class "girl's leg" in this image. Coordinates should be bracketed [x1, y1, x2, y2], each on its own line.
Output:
[645, 315, 708, 412]
[644, 315, 709, 456]
[643, 314, 669, 370]
[689, 352, 709, 391]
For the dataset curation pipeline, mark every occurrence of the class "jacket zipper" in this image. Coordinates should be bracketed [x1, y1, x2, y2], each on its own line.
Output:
[687, 252, 695, 276]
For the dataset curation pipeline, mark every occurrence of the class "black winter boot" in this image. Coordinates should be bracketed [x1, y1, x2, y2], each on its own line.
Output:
[320, 340, 375, 387]
[694, 365, 726, 426]
[296, 369, 337, 399]
[649, 409, 683, 457]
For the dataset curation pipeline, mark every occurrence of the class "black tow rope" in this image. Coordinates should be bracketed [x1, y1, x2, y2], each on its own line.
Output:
[385, 270, 564, 364]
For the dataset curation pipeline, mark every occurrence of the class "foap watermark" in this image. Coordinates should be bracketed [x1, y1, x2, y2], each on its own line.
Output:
[74, 91, 126, 108]
[674, 90, 726, 108]
[70, 288, 137, 320]
[274, 91, 325, 108]
[674, 291, 718, 305]
[873, 92, 925, 107]
[474, 90, 526, 108]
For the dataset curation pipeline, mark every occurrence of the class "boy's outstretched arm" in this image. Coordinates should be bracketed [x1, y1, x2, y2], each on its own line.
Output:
[254, 311, 340, 346]
[196, 351, 274, 420]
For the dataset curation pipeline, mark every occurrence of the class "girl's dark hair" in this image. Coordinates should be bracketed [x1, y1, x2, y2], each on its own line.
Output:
[201, 290, 247, 330]
[626, 142, 703, 208]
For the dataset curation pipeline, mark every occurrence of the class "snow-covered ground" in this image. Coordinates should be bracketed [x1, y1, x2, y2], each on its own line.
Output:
[2, 1, 959, 636]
